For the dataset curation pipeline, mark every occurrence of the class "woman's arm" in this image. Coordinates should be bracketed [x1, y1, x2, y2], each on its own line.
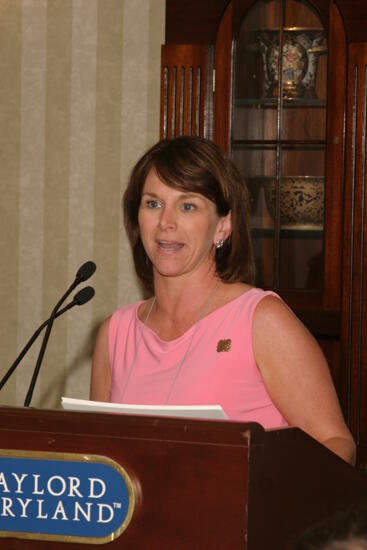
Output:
[90, 317, 111, 402]
[252, 296, 356, 465]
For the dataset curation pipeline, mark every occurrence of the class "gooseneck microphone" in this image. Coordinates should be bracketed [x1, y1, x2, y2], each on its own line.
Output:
[0, 286, 95, 392]
[24, 261, 96, 407]
[74, 261, 97, 284]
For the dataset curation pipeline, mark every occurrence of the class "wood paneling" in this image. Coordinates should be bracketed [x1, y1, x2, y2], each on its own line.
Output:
[165, 0, 230, 44]
[166, 0, 367, 45]
[341, 43, 367, 447]
[160, 44, 213, 139]
[166, 0, 330, 45]
[213, 2, 232, 151]
[336, 0, 367, 43]
[323, 0, 346, 310]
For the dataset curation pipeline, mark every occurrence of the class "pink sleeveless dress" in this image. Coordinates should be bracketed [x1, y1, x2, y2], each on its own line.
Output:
[108, 287, 288, 429]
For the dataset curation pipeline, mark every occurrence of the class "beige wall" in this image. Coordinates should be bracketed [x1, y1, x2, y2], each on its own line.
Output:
[0, 0, 165, 408]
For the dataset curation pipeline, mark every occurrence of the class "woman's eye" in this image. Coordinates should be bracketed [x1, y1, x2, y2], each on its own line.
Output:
[182, 203, 196, 212]
[147, 199, 160, 209]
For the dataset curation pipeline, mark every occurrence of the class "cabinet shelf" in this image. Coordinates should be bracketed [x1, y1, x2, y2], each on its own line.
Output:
[232, 140, 326, 148]
[251, 226, 323, 239]
[235, 98, 326, 108]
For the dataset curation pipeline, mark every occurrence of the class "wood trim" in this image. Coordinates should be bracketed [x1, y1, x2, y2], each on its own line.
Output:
[165, 0, 330, 44]
[341, 42, 367, 442]
[160, 44, 211, 139]
[357, 443, 367, 469]
[335, 0, 367, 43]
[213, 2, 232, 152]
[323, 0, 346, 310]
[165, 0, 230, 44]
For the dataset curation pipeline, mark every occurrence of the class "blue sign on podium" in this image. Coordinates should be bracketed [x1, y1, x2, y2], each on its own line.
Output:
[0, 450, 136, 544]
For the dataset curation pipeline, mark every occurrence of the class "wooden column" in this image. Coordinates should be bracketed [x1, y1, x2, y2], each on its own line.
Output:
[160, 44, 213, 139]
[342, 43, 367, 466]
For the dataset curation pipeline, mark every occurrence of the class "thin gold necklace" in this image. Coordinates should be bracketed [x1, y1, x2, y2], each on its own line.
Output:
[118, 296, 156, 403]
[119, 280, 220, 405]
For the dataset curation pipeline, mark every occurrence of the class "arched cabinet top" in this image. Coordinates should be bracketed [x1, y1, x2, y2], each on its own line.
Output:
[166, 0, 367, 44]
[230, 0, 328, 38]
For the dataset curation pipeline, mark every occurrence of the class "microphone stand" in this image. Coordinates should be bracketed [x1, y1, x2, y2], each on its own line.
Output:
[0, 287, 94, 392]
[24, 262, 96, 407]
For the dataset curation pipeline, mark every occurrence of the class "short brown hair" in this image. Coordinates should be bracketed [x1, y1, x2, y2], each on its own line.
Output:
[123, 136, 255, 293]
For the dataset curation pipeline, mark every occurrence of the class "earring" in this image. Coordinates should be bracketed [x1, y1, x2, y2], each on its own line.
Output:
[215, 239, 224, 249]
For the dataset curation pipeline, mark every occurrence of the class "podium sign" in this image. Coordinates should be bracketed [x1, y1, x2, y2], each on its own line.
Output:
[0, 450, 135, 544]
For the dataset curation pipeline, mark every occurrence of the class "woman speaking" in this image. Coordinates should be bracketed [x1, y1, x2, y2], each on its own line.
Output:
[90, 136, 355, 465]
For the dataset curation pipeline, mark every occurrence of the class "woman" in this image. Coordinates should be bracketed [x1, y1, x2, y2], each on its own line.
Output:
[91, 136, 355, 465]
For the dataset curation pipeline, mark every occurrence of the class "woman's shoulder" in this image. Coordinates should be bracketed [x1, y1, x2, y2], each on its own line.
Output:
[109, 300, 145, 328]
[111, 300, 140, 317]
[252, 290, 305, 344]
[203, 283, 281, 325]
[218, 282, 279, 308]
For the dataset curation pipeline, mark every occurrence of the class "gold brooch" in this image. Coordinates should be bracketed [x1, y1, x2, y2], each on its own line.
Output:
[216, 339, 231, 352]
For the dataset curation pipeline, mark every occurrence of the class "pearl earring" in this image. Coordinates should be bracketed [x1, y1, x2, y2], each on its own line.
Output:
[216, 239, 224, 249]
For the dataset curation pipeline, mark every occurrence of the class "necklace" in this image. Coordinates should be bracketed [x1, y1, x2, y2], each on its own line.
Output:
[118, 280, 220, 405]
[164, 279, 219, 404]
[118, 296, 156, 403]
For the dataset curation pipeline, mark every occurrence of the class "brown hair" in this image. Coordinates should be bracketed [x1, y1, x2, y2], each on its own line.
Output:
[123, 135, 255, 293]
[289, 504, 367, 550]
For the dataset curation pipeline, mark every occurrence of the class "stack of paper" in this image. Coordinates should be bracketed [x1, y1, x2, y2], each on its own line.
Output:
[61, 397, 227, 420]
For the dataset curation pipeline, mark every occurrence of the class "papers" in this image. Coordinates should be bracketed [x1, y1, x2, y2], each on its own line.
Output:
[61, 397, 227, 420]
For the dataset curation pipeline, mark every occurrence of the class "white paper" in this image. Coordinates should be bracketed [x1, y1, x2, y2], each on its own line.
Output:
[61, 397, 227, 420]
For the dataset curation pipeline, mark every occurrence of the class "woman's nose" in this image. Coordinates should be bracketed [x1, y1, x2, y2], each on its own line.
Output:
[158, 206, 177, 230]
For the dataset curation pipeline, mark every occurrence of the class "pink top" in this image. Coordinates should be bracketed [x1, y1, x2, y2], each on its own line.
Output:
[108, 287, 288, 429]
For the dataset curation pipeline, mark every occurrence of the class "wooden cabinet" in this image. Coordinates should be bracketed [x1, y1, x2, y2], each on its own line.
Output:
[162, 0, 367, 465]
[226, 3, 331, 297]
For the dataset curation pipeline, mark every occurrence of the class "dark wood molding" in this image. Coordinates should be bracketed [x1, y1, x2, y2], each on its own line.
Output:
[165, 0, 230, 44]
[213, 1, 232, 150]
[165, 0, 367, 46]
[323, 0, 346, 310]
[335, 0, 367, 43]
[295, 310, 341, 338]
[341, 42, 367, 443]
[160, 44, 212, 139]
[166, 0, 330, 45]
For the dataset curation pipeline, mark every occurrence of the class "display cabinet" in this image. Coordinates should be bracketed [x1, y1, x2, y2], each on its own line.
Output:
[214, 0, 346, 335]
[162, 0, 367, 464]
[232, 1, 327, 292]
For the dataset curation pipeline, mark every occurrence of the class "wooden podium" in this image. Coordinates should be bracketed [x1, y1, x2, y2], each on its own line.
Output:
[0, 406, 365, 549]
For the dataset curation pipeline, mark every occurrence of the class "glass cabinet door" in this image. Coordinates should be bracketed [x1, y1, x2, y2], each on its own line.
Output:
[232, 0, 327, 291]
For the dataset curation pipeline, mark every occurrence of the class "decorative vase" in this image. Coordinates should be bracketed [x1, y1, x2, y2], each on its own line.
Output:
[260, 176, 325, 228]
[254, 28, 326, 99]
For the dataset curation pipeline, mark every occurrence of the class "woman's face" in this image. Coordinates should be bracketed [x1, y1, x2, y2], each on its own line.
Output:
[138, 169, 231, 281]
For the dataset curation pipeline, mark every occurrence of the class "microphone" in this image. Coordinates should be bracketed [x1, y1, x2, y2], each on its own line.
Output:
[75, 261, 96, 283]
[0, 286, 95, 392]
[63, 285, 95, 308]
[24, 261, 96, 407]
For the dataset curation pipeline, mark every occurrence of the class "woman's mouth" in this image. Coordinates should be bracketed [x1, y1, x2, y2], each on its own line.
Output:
[157, 240, 184, 252]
